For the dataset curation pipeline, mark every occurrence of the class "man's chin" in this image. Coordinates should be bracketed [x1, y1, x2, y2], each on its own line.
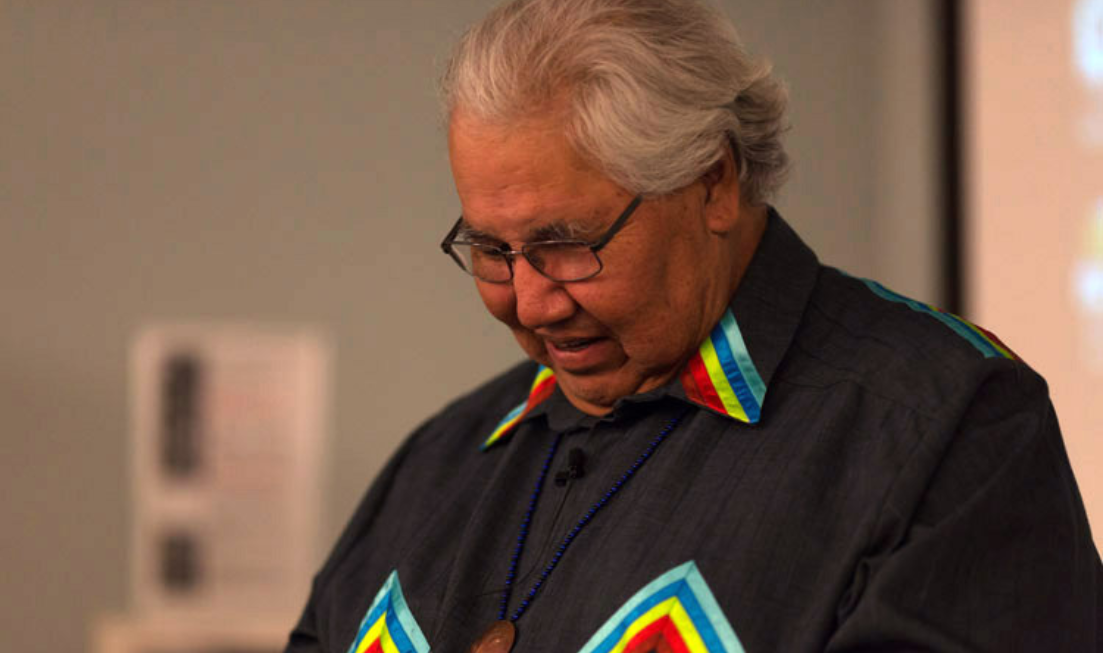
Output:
[554, 371, 625, 417]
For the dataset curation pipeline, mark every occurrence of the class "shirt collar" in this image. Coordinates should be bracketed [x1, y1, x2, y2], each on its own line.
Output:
[481, 208, 820, 450]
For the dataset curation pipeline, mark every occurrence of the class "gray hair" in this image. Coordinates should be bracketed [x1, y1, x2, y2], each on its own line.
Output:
[440, 0, 789, 205]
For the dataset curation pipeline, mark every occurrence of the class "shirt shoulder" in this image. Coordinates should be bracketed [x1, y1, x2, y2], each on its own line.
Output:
[786, 265, 1042, 420]
[315, 358, 538, 567]
[296, 359, 543, 645]
[408, 358, 541, 452]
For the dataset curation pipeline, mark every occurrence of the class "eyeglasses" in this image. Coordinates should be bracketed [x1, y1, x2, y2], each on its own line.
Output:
[440, 195, 644, 283]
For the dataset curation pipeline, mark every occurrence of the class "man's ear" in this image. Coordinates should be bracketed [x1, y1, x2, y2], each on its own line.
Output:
[702, 143, 742, 234]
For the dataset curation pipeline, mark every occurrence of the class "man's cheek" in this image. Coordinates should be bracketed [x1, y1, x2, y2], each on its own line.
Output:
[477, 287, 518, 326]
[510, 330, 550, 365]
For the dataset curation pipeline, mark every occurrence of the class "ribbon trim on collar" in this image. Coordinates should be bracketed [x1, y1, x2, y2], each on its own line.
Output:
[680, 308, 767, 424]
[480, 308, 766, 451]
[480, 365, 557, 450]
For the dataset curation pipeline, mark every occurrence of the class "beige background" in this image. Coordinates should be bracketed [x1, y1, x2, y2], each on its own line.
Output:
[3, 1, 956, 651]
[966, 0, 1103, 552]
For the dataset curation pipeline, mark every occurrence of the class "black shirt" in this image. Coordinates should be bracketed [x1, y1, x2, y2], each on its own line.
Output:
[287, 212, 1102, 653]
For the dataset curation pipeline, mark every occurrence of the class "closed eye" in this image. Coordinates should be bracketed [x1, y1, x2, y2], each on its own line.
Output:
[454, 239, 510, 254]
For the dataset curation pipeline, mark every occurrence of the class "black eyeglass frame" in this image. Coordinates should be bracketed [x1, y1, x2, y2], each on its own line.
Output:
[439, 194, 644, 284]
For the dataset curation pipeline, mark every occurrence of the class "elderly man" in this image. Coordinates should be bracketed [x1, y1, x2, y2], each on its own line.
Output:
[288, 0, 1101, 651]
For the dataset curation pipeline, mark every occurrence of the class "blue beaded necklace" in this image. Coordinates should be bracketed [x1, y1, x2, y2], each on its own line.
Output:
[497, 409, 688, 624]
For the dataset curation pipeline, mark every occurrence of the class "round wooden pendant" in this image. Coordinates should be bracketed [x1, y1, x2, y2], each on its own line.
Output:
[467, 620, 516, 653]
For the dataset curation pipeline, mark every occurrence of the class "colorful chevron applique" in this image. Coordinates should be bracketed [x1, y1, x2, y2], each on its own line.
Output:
[347, 570, 429, 653]
[481, 365, 557, 450]
[860, 279, 1019, 360]
[579, 561, 745, 653]
[680, 308, 766, 423]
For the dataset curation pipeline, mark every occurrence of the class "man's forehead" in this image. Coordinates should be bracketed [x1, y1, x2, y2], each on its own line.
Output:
[448, 108, 629, 242]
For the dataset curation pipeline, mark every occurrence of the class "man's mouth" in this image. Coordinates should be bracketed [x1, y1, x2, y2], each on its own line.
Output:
[549, 337, 601, 352]
[541, 334, 617, 373]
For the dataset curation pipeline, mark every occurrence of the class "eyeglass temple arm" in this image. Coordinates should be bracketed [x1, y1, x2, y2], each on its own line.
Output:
[590, 195, 643, 251]
[441, 216, 464, 252]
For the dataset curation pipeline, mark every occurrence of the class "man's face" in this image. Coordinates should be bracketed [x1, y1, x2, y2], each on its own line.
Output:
[448, 111, 737, 415]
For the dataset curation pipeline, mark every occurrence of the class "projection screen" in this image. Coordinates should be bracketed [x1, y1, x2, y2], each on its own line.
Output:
[964, 0, 1103, 543]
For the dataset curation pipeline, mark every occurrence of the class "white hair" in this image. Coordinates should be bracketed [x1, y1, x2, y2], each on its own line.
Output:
[440, 0, 789, 205]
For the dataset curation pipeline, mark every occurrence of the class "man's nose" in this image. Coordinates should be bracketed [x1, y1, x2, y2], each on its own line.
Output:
[511, 256, 576, 328]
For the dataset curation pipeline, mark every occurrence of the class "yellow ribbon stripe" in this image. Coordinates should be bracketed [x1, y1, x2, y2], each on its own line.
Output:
[354, 614, 385, 653]
[608, 597, 678, 653]
[668, 598, 710, 653]
[354, 613, 405, 653]
[699, 338, 750, 422]
[606, 596, 709, 653]
[961, 319, 1014, 359]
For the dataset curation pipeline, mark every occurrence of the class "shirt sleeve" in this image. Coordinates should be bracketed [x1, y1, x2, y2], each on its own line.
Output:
[282, 424, 424, 653]
[826, 365, 1102, 652]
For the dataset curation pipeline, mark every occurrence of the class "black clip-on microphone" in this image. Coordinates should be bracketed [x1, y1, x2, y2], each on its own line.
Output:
[554, 447, 586, 486]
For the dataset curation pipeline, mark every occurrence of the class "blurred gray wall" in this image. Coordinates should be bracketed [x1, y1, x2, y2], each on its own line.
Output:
[0, 1, 941, 651]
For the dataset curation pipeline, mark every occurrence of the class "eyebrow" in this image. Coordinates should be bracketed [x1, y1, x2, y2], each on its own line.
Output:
[531, 221, 582, 241]
[457, 218, 584, 244]
[455, 222, 500, 243]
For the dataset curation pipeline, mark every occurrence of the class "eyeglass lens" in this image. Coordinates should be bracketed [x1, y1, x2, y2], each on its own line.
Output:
[448, 242, 602, 283]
